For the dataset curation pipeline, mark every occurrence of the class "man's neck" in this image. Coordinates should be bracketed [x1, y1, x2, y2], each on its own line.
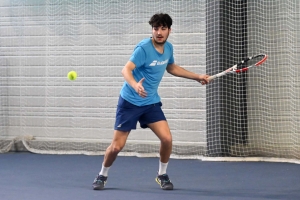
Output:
[151, 38, 164, 54]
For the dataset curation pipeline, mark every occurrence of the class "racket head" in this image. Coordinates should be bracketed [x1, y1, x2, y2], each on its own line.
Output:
[237, 54, 268, 69]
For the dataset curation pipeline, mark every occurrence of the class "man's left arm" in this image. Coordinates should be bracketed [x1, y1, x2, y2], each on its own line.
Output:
[166, 63, 210, 85]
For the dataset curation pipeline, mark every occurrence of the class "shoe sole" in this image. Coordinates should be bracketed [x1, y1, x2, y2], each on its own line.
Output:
[155, 178, 174, 190]
[93, 183, 105, 190]
[93, 185, 104, 190]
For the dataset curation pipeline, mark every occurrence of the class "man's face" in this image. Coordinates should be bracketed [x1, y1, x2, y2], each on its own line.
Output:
[152, 25, 171, 45]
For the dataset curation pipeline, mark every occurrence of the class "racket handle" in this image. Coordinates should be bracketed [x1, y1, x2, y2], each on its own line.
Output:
[208, 75, 216, 81]
[208, 71, 226, 81]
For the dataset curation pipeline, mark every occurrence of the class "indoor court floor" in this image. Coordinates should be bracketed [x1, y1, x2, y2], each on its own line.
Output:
[1, 152, 300, 200]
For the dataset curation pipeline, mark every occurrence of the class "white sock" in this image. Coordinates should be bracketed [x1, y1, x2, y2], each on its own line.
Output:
[158, 161, 168, 175]
[99, 164, 110, 177]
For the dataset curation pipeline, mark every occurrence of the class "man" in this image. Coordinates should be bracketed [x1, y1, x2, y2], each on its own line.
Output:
[93, 13, 210, 190]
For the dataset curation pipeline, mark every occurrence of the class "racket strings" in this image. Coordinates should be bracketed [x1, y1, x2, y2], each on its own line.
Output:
[238, 55, 266, 69]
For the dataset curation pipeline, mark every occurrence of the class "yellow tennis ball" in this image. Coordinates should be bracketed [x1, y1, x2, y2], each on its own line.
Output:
[67, 71, 77, 81]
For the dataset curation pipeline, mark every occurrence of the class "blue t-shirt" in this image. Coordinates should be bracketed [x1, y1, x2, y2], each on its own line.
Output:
[120, 38, 174, 106]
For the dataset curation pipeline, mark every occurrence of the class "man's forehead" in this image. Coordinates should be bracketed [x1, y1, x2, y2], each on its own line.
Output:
[152, 25, 168, 28]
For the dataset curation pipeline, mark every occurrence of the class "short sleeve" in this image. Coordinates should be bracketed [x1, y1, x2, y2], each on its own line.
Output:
[129, 46, 146, 68]
[168, 54, 174, 64]
[168, 44, 174, 64]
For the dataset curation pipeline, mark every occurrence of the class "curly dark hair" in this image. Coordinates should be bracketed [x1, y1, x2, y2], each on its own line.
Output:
[148, 13, 172, 29]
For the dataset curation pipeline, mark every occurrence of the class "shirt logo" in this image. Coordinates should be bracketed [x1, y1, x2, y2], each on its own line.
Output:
[149, 60, 157, 66]
[149, 59, 168, 67]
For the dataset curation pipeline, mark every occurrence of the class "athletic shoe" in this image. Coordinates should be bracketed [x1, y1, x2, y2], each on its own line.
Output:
[155, 174, 173, 190]
[92, 175, 107, 190]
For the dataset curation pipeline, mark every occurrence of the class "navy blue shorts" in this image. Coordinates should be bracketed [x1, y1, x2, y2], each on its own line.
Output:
[114, 96, 166, 131]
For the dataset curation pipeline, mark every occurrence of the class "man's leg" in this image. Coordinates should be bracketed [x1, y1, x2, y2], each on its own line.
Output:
[148, 120, 172, 163]
[93, 130, 130, 190]
[103, 130, 130, 167]
[148, 120, 174, 190]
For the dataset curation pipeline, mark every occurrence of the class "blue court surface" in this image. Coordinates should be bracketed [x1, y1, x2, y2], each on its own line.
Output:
[1, 152, 300, 200]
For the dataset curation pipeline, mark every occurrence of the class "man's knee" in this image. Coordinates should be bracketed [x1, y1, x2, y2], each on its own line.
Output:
[107, 143, 125, 154]
[160, 134, 172, 145]
[109, 145, 123, 154]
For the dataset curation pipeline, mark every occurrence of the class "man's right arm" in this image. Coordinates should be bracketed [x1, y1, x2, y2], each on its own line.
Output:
[121, 61, 147, 97]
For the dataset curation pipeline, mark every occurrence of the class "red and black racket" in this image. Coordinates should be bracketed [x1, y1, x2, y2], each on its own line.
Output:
[208, 54, 268, 81]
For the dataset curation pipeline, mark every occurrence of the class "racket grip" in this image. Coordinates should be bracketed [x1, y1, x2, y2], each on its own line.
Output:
[208, 71, 226, 81]
[208, 76, 216, 81]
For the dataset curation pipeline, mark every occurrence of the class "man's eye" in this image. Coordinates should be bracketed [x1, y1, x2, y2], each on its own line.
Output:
[153, 26, 167, 31]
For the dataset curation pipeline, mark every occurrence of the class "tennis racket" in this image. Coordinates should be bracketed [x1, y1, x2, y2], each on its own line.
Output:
[208, 54, 268, 81]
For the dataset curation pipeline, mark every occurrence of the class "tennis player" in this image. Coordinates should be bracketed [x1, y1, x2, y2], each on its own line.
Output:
[93, 13, 210, 190]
